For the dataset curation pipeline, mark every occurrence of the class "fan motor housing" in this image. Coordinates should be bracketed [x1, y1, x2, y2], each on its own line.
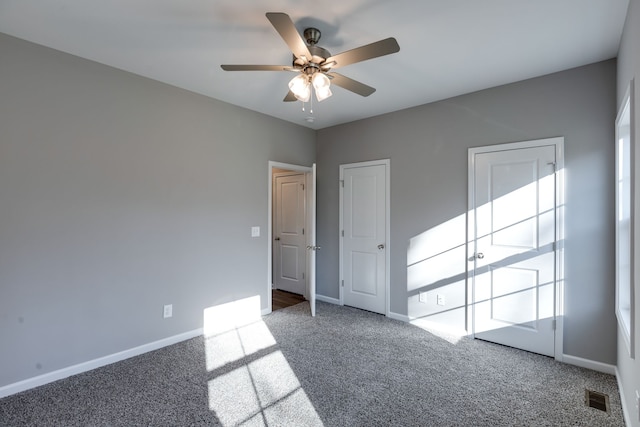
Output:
[292, 45, 331, 71]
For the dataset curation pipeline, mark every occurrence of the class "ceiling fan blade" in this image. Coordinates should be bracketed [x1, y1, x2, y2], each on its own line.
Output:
[328, 73, 376, 97]
[325, 38, 400, 69]
[266, 12, 312, 60]
[221, 65, 295, 71]
[283, 91, 297, 102]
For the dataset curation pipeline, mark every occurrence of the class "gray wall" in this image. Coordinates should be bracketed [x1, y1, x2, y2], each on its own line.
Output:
[616, 0, 640, 424]
[0, 33, 315, 388]
[317, 60, 617, 364]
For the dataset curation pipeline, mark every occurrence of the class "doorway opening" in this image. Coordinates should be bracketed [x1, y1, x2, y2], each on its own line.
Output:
[267, 161, 316, 315]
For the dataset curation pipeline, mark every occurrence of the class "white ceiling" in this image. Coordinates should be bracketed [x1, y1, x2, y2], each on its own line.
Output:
[0, 0, 630, 130]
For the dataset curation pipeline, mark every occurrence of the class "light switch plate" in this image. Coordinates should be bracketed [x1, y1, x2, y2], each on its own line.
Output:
[163, 304, 173, 318]
[251, 226, 260, 237]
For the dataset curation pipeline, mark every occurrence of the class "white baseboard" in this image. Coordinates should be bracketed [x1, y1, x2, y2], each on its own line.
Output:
[261, 307, 272, 316]
[562, 354, 616, 375]
[387, 311, 410, 322]
[409, 317, 469, 338]
[615, 367, 634, 427]
[0, 328, 203, 399]
[316, 294, 340, 305]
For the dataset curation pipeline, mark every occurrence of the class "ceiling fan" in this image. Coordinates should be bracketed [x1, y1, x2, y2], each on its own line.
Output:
[221, 12, 400, 104]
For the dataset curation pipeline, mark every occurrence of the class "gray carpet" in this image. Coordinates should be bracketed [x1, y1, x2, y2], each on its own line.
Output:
[0, 301, 625, 426]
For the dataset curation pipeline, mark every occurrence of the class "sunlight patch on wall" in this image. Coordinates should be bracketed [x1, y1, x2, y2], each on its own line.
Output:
[407, 213, 466, 267]
[204, 296, 276, 371]
[407, 213, 467, 332]
[204, 296, 262, 336]
[407, 169, 559, 340]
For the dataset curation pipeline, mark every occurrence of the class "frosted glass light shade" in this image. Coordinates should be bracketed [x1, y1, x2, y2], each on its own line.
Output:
[288, 74, 311, 102]
[315, 86, 332, 102]
[312, 73, 332, 102]
[312, 72, 330, 89]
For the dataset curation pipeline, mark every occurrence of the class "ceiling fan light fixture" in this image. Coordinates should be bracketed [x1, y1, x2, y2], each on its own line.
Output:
[312, 72, 330, 89]
[288, 74, 311, 102]
[315, 86, 332, 102]
[221, 12, 401, 109]
[312, 73, 332, 101]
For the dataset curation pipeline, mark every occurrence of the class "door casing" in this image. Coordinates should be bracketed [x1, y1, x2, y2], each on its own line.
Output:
[267, 161, 315, 315]
[467, 137, 565, 361]
[339, 159, 391, 316]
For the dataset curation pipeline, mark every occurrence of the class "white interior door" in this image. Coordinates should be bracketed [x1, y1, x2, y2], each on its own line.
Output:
[274, 173, 306, 295]
[341, 161, 388, 315]
[306, 164, 317, 317]
[471, 143, 557, 357]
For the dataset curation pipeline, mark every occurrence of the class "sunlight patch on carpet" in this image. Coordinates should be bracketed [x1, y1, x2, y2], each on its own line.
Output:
[204, 296, 323, 426]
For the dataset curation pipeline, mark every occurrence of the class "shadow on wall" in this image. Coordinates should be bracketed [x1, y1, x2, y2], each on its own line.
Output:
[407, 171, 563, 341]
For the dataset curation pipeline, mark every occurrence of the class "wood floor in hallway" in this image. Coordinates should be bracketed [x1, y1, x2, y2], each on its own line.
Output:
[272, 289, 305, 311]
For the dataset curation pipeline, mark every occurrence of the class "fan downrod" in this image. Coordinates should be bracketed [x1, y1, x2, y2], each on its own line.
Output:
[303, 28, 321, 45]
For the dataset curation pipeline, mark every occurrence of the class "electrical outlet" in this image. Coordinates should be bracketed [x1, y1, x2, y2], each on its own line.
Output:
[251, 226, 260, 237]
[163, 304, 173, 318]
[419, 292, 427, 303]
[437, 294, 445, 306]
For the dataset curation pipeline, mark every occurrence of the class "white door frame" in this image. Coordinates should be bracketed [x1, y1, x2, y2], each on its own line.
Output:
[467, 137, 565, 361]
[267, 161, 313, 314]
[339, 159, 391, 317]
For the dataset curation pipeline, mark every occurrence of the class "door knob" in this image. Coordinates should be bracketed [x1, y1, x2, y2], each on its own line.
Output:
[378, 244, 385, 250]
[468, 252, 485, 261]
[275, 237, 280, 241]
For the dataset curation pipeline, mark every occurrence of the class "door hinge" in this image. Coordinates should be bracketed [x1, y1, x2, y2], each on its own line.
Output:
[552, 319, 556, 330]
[302, 272, 305, 280]
[302, 228, 305, 235]
[341, 280, 344, 287]
[301, 183, 304, 190]
[340, 180, 344, 187]
[341, 230, 344, 237]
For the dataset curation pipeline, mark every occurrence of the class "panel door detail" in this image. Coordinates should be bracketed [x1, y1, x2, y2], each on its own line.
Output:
[274, 173, 306, 295]
[342, 164, 387, 314]
[472, 145, 556, 357]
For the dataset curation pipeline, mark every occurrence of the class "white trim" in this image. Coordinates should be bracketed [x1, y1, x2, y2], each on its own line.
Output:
[615, 366, 634, 427]
[409, 318, 470, 337]
[388, 311, 410, 322]
[562, 354, 616, 375]
[316, 294, 341, 305]
[0, 328, 203, 399]
[339, 159, 391, 317]
[267, 161, 313, 315]
[467, 137, 565, 360]
[615, 79, 636, 359]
